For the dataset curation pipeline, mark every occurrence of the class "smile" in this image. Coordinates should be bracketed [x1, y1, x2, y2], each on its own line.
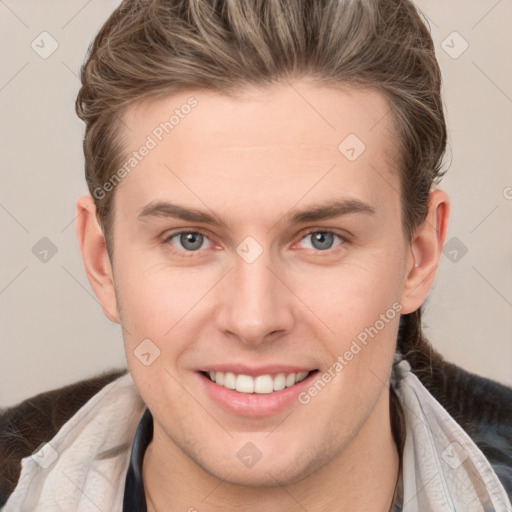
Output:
[204, 370, 312, 394]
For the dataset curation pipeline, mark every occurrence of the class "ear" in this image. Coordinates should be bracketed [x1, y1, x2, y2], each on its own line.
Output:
[400, 189, 450, 314]
[75, 195, 120, 323]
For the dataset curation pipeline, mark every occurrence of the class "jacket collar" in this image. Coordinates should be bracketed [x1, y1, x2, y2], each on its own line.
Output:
[3, 361, 510, 511]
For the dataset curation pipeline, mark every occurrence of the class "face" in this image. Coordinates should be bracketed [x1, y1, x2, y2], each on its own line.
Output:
[107, 80, 413, 486]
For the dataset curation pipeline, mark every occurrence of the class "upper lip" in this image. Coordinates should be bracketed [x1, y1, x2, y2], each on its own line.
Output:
[199, 364, 317, 377]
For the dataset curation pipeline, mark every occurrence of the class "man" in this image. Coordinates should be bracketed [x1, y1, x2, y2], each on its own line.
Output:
[1, 0, 511, 510]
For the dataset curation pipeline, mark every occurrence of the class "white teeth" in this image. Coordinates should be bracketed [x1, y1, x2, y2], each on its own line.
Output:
[235, 374, 254, 393]
[254, 375, 274, 394]
[273, 373, 286, 391]
[296, 371, 309, 382]
[224, 372, 236, 390]
[208, 370, 311, 394]
[285, 373, 296, 387]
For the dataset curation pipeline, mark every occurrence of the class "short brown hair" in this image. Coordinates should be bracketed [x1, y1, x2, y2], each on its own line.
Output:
[76, 0, 447, 249]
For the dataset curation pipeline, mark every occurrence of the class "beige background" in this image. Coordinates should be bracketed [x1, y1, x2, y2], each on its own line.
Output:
[0, 1, 511, 407]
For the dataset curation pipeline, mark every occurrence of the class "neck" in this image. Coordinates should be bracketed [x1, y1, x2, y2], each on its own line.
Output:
[143, 389, 400, 512]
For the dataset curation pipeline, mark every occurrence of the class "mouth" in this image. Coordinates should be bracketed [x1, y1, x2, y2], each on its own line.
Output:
[200, 370, 317, 394]
[197, 365, 320, 416]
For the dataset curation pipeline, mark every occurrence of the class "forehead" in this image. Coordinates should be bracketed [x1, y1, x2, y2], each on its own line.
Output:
[117, 80, 400, 221]
[124, 80, 396, 153]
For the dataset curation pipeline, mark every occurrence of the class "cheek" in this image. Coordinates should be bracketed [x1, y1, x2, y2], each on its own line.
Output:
[299, 248, 404, 387]
[114, 255, 217, 383]
[115, 253, 196, 330]
[116, 261, 200, 411]
[303, 248, 404, 324]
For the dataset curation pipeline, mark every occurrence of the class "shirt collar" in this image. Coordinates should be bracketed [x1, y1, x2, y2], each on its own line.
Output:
[123, 407, 153, 512]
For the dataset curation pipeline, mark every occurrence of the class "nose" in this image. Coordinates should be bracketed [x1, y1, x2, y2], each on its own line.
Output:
[215, 247, 295, 348]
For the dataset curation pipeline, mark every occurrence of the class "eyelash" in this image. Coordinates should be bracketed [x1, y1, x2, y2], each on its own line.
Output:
[161, 228, 348, 257]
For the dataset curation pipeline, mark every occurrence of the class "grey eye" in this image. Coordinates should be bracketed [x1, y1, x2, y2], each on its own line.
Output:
[168, 232, 211, 251]
[300, 232, 342, 251]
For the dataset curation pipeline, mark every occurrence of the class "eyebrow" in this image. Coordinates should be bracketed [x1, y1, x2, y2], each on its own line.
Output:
[137, 198, 376, 228]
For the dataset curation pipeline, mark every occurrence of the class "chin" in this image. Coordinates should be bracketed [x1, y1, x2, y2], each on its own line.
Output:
[208, 461, 309, 488]
[194, 442, 322, 488]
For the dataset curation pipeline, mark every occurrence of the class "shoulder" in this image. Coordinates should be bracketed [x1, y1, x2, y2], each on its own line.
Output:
[453, 367, 512, 499]
[415, 358, 512, 498]
[0, 368, 128, 506]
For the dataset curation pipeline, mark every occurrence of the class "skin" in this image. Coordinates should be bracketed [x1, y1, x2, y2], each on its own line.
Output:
[76, 79, 449, 511]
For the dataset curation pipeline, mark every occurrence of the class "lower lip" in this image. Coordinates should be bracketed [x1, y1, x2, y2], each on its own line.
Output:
[198, 371, 318, 417]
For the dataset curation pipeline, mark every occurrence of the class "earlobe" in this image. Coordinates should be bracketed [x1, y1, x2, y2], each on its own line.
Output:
[400, 189, 450, 314]
[75, 195, 120, 323]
